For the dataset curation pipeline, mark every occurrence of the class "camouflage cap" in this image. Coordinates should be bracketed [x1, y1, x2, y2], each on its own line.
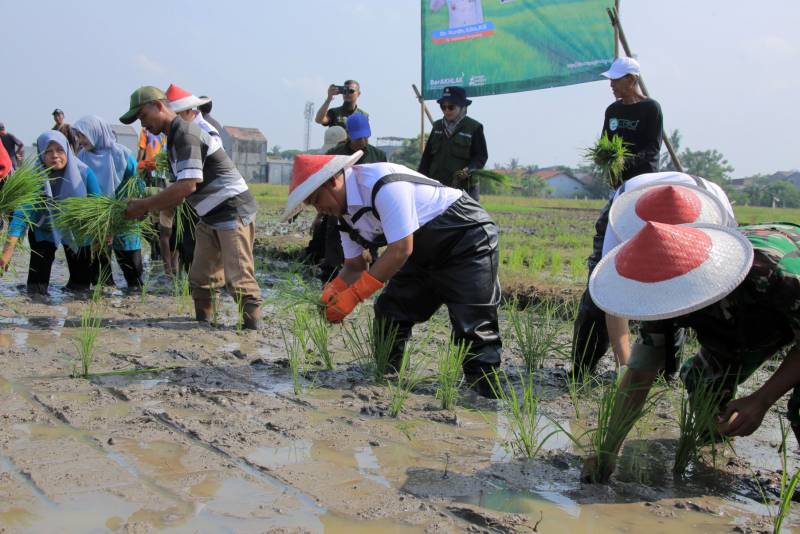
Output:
[120, 86, 167, 125]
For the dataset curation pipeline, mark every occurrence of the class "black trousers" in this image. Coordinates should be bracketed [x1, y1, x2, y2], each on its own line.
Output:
[93, 249, 144, 288]
[27, 231, 93, 294]
[374, 194, 502, 374]
[571, 200, 684, 376]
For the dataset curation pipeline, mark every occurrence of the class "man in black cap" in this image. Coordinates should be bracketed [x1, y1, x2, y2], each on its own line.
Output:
[418, 86, 487, 201]
[52, 109, 79, 154]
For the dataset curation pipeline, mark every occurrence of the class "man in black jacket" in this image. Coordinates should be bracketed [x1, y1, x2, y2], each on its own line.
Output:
[418, 86, 487, 201]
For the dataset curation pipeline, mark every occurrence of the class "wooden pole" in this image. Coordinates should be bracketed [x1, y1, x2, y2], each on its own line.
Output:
[412, 84, 435, 126]
[607, 7, 683, 172]
[613, 0, 620, 57]
[412, 84, 435, 155]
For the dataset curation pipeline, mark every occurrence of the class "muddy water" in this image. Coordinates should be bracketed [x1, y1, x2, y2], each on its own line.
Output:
[0, 252, 796, 532]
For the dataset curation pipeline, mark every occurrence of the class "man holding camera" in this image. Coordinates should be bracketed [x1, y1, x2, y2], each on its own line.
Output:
[315, 80, 368, 129]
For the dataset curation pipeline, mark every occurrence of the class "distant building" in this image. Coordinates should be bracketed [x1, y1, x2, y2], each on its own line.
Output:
[533, 167, 590, 198]
[266, 159, 293, 185]
[110, 124, 138, 154]
[375, 136, 405, 162]
[221, 126, 268, 182]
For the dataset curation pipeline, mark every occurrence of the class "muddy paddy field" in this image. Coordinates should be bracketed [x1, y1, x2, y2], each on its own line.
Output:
[0, 194, 798, 533]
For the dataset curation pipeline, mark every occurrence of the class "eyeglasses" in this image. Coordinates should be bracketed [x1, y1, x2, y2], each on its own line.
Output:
[440, 104, 458, 111]
[342, 88, 357, 95]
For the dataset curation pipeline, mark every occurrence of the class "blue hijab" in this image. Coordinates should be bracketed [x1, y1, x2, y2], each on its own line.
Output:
[36, 130, 88, 245]
[73, 115, 132, 196]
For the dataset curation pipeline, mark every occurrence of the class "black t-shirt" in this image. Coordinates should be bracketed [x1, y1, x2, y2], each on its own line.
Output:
[0, 133, 22, 159]
[602, 98, 663, 181]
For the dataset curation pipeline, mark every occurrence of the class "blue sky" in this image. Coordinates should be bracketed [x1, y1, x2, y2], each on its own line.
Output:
[2, 0, 798, 177]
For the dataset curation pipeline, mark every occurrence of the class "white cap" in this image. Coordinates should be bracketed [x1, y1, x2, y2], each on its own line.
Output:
[601, 57, 640, 80]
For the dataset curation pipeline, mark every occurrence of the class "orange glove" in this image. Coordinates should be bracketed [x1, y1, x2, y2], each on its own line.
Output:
[326, 271, 384, 323]
[321, 276, 348, 305]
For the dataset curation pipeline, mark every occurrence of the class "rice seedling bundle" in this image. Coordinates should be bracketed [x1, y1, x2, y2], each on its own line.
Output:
[344, 316, 399, 382]
[0, 159, 50, 217]
[468, 169, 510, 185]
[173, 201, 197, 244]
[584, 132, 632, 189]
[54, 195, 154, 253]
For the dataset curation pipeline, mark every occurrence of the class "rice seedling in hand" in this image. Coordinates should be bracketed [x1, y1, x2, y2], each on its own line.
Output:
[173, 201, 197, 245]
[344, 316, 399, 382]
[435, 339, 470, 410]
[270, 273, 325, 313]
[488, 369, 559, 459]
[468, 169, 510, 185]
[54, 195, 154, 256]
[0, 159, 50, 217]
[584, 132, 632, 189]
[673, 378, 729, 476]
[388, 350, 429, 418]
[508, 300, 567, 371]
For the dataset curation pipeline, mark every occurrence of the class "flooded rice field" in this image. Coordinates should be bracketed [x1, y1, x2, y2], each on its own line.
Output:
[0, 248, 796, 533]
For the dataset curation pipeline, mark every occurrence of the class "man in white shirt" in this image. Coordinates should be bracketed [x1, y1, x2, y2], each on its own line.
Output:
[282, 154, 503, 397]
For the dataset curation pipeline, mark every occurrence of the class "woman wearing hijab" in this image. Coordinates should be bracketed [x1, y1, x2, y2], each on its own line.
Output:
[0, 131, 101, 294]
[73, 115, 143, 289]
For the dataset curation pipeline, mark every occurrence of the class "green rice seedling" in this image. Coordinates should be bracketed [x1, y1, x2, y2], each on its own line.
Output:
[549, 250, 563, 277]
[139, 265, 152, 303]
[584, 132, 632, 189]
[0, 159, 49, 217]
[585, 374, 663, 483]
[270, 273, 324, 314]
[235, 291, 245, 333]
[387, 350, 429, 418]
[344, 316, 399, 382]
[469, 169, 510, 185]
[435, 339, 470, 410]
[173, 201, 197, 245]
[72, 281, 105, 378]
[773, 420, 800, 534]
[172, 270, 191, 315]
[673, 378, 729, 476]
[281, 328, 307, 396]
[303, 308, 333, 369]
[487, 369, 559, 459]
[208, 279, 220, 325]
[565, 370, 594, 420]
[508, 300, 566, 371]
[529, 249, 547, 272]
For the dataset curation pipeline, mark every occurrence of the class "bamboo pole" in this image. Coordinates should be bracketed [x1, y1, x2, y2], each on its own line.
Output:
[613, 0, 620, 57]
[607, 7, 683, 172]
[412, 84, 435, 154]
[412, 84, 435, 126]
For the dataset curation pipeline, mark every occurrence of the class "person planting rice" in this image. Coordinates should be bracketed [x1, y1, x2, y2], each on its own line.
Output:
[120, 86, 262, 329]
[0, 131, 100, 294]
[418, 86, 487, 201]
[282, 154, 502, 397]
[73, 115, 144, 289]
[572, 56, 668, 378]
[571, 172, 736, 376]
[0, 142, 11, 179]
[581, 186, 800, 482]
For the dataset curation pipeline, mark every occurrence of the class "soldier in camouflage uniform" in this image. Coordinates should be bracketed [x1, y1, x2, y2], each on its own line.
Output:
[583, 222, 800, 483]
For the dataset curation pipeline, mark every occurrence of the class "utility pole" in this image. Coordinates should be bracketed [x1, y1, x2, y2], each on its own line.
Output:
[303, 101, 315, 151]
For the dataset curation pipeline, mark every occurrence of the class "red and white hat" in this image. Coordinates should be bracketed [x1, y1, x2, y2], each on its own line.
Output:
[165, 84, 210, 113]
[281, 151, 363, 221]
[589, 222, 754, 321]
[609, 182, 729, 244]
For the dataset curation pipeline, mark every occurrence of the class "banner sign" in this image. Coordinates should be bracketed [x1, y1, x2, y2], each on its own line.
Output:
[421, 0, 616, 99]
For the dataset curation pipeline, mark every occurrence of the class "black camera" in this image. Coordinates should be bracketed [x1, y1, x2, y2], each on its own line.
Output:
[335, 85, 346, 93]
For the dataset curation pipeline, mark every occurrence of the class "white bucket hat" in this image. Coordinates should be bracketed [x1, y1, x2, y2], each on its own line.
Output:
[589, 222, 754, 321]
[281, 151, 363, 222]
[610, 182, 730, 244]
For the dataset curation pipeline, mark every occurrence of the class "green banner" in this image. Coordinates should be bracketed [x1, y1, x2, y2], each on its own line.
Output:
[421, 0, 616, 99]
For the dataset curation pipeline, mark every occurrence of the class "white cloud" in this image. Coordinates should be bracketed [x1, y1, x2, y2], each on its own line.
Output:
[133, 53, 167, 75]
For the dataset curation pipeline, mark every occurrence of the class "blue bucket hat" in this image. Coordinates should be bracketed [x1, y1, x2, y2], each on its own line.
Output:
[436, 86, 472, 107]
[346, 114, 371, 140]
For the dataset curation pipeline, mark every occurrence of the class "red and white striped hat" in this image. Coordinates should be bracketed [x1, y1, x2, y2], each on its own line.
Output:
[165, 84, 210, 113]
[281, 152, 363, 221]
[589, 222, 753, 320]
[609, 182, 730, 244]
